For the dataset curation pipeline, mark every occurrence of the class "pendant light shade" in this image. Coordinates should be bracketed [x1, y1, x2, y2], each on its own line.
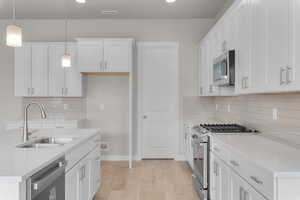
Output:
[62, 55, 71, 67]
[6, 25, 22, 47]
[76, 0, 86, 4]
[7, 0, 22, 47]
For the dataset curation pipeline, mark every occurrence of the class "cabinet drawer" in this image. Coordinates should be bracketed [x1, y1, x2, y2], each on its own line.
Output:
[245, 161, 274, 200]
[229, 150, 273, 200]
[66, 134, 100, 172]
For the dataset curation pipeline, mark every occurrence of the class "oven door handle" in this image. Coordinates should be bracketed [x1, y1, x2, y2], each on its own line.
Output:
[32, 161, 66, 192]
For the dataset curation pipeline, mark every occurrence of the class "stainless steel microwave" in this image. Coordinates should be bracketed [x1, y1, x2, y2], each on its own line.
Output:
[213, 50, 235, 86]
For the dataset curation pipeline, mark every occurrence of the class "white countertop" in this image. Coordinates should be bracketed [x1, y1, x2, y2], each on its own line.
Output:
[0, 128, 100, 182]
[212, 133, 300, 177]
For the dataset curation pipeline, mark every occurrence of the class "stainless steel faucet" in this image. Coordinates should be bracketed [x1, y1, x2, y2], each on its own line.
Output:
[23, 103, 47, 142]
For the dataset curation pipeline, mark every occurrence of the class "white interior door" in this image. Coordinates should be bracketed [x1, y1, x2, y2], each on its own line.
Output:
[138, 42, 179, 159]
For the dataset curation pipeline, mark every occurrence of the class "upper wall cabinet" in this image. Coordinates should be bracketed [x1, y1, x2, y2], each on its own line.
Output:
[15, 42, 83, 97]
[15, 43, 48, 97]
[199, 0, 300, 96]
[48, 44, 82, 97]
[77, 38, 133, 73]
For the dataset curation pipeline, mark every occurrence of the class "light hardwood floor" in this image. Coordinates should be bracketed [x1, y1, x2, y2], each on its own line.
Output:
[95, 160, 199, 200]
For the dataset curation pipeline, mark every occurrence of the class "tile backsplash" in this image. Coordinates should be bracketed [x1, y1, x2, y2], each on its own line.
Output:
[23, 98, 86, 120]
[214, 94, 300, 133]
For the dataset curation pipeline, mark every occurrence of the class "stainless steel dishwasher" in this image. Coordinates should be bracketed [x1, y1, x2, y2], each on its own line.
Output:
[27, 157, 66, 200]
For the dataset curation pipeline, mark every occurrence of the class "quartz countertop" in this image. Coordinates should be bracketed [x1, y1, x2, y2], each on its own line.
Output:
[0, 128, 100, 182]
[212, 133, 300, 177]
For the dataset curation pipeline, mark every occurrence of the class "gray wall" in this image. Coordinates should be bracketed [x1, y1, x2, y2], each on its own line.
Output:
[0, 19, 214, 157]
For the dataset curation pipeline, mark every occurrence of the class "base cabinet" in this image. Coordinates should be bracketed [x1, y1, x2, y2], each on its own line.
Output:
[210, 154, 266, 200]
[66, 147, 101, 200]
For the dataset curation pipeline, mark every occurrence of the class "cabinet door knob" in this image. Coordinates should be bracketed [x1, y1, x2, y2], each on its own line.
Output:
[142, 115, 147, 119]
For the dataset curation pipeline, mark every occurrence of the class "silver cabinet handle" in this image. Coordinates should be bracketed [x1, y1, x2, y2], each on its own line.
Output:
[241, 77, 245, 89]
[230, 160, 239, 167]
[213, 161, 219, 176]
[31, 88, 34, 95]
[61, 88, 64, 96]
[280, 67, 287, 85]
[239, 187, 244, 200]
[64, 88, 68, 95]
[244, 190, 249, 200]
[28, 88, 31, 96]
[286, 66, 293, 84]
[100, 61, 103, 72]
[250, 176, 263, 185]
[245, 77, 249, 88]
[80, 166, 86, 180]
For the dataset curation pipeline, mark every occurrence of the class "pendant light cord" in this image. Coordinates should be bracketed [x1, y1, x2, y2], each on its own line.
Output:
[64, 0, 68, 54]
[13, 0, 16, 22]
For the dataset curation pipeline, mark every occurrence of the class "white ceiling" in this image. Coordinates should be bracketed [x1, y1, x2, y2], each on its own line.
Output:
[0, 0, 229, 19]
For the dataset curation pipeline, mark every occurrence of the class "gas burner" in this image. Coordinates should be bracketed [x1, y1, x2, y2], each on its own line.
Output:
[198, 124, 257, 133]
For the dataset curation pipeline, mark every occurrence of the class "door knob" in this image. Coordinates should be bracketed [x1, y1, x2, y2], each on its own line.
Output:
[142, 115, 147, 119]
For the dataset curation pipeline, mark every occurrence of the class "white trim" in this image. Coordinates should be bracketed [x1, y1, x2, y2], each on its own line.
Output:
[175, 155, 187, 161]
[102, 155, 141, 161]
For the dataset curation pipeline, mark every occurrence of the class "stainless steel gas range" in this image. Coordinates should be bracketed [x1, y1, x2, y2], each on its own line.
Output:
[191, 124, 258, 200]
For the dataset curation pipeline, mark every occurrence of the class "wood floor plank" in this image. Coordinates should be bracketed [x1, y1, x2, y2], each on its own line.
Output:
[95, 160, 199, 200]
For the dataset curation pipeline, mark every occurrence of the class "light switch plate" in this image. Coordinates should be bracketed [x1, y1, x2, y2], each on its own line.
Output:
[272, 108, 278, 120]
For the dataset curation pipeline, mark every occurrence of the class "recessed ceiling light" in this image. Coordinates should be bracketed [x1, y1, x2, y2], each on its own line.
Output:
[101, 10, 118, 15]
[76, 0, 86, 4]
[166, 0, 176, 3]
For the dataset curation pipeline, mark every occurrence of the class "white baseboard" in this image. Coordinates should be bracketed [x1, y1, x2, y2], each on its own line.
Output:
[101, 155, 141, 161]
[102, 155, 186, 161]
[175, 154, 187, 161]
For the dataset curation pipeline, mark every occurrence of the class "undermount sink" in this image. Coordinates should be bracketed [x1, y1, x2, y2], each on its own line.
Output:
[17, 137, 75, 148]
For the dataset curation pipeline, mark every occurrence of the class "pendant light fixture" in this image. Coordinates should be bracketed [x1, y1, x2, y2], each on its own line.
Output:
[76, 0, 86, 4]
[61, 1, 71, 68]
[61, 20, 71, 67]
[6, 0, 22, 47]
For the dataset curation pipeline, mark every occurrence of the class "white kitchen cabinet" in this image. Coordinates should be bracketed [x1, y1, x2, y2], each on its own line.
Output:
[49, 44, 82, 97]
[199, 41, 208, 96]
[267, 0, 291, 92]
[78, 42, 104, 73]
[236, 0, 252, 94]
[79, 159, 90, 200]
[65, 163, 80, 200]
[15, 43, 48, 97]
[104, 39, 132, 72]
[211, 153, 267, 200]
[77, 38, 133, 73]
[15, 44, 31, 97]
[210, 154, 230, 200]
[88, 147, 101, 198]
[229, 170, 267, 200]
[66, 147, 101, 200]
[250, 0, 268, 93]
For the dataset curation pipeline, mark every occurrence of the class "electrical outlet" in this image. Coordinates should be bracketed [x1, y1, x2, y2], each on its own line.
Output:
[227, 104, 231, 112]
[100, 142, 110, 152]
[272, 108, 278, 120]
[216, 104, 219, 111]
[99, 104, 105, 111]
